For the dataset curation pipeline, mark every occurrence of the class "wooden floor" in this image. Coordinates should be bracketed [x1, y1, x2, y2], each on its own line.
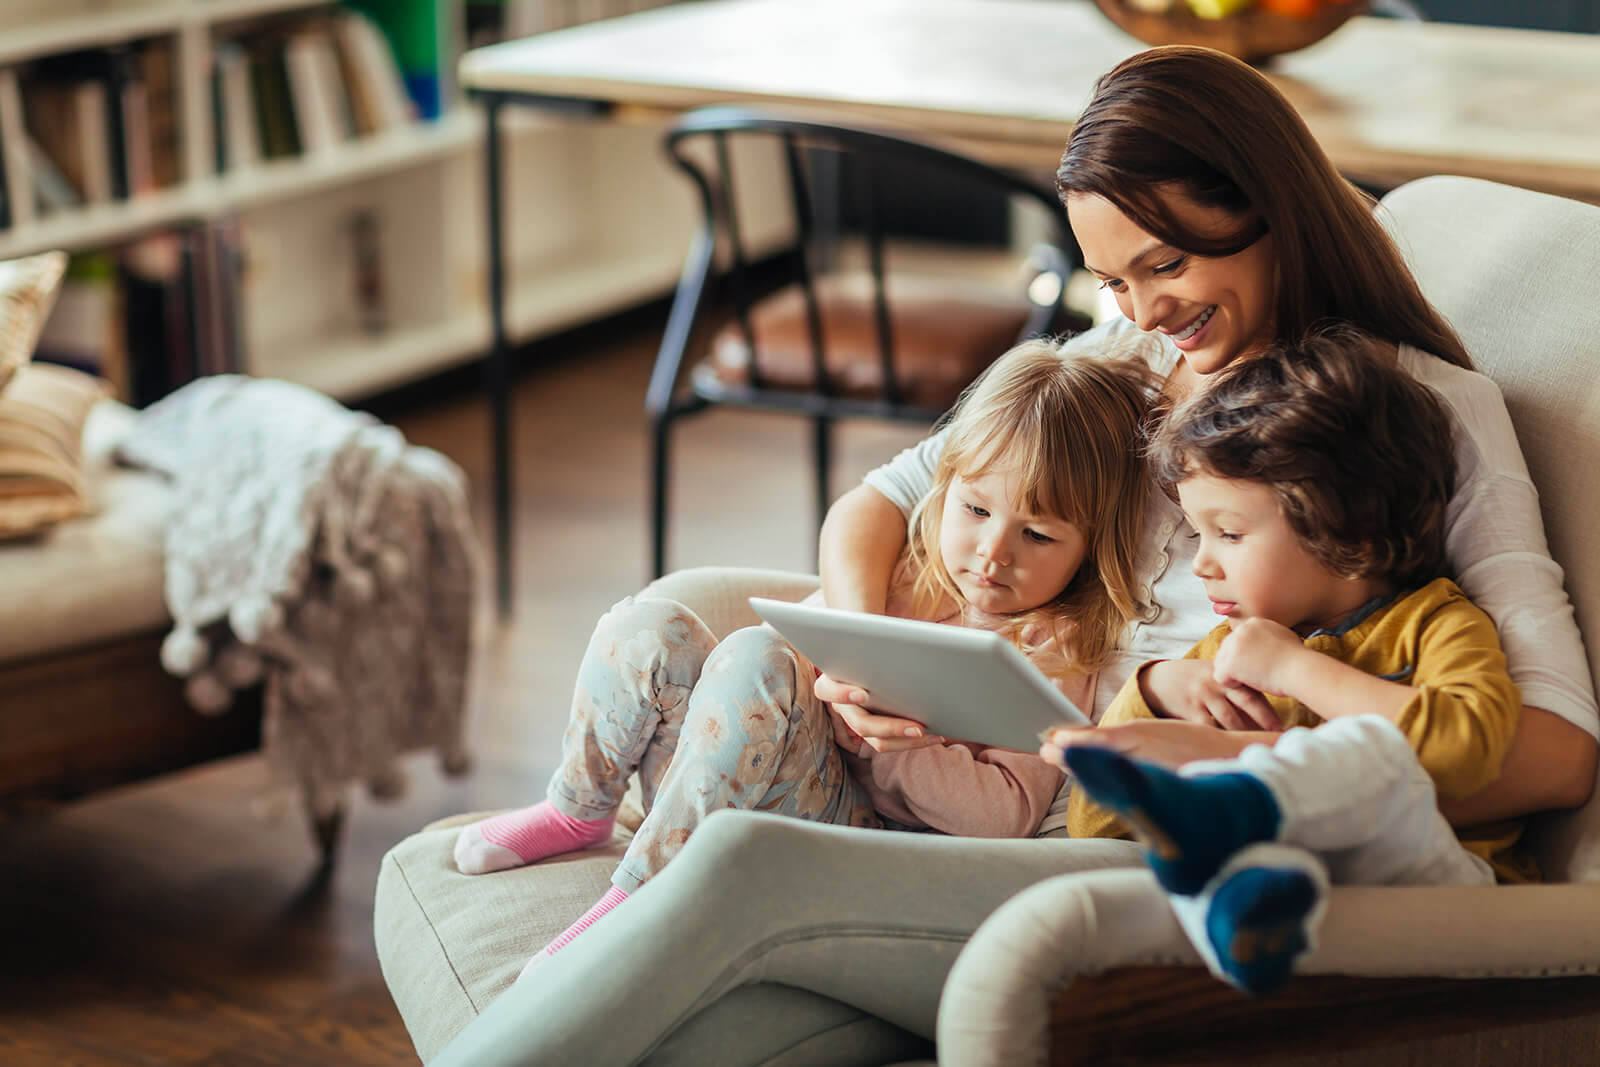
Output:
[0, 314, 925, 1065]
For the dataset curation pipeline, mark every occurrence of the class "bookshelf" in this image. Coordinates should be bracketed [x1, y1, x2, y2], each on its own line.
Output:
[0, 0, 705, 402]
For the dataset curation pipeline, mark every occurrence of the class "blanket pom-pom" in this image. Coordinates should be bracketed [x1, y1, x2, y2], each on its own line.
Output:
[368, 763, 407, 800]
[185, 671, 233, 714]
[336, 565, 375, 605]
[375, 544, 409, 584]
[230, 595, 283, 643]
[215, 644, 264, 687]
[161, 626, 210, 676]
[288, 663, 337, 703]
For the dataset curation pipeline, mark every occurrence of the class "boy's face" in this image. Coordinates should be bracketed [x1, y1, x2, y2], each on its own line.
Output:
[939, 463, 1087, 616]
[1177, 473, 1370, 636]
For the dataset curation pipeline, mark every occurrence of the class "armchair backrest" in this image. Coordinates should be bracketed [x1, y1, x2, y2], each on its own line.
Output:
[1377, 176, 1600, 882]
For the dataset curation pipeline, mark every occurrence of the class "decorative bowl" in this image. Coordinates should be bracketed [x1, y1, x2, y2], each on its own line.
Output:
[1092, 1, 1369, 65]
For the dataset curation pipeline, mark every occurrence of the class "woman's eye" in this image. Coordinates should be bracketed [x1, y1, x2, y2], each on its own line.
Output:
[1096, 277, 1126, 293]
[1153, 255, 1188, 276]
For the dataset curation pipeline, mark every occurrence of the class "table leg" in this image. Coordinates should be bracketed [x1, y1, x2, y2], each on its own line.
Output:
[483, 94, 513, 620]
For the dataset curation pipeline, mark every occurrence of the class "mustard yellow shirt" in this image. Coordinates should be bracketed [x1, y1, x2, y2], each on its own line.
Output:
[1066, 577, 1533, 882]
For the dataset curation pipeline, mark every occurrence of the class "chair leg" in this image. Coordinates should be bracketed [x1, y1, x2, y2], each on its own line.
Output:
[651, 413, 672, 579]
[812, 415, 833, 541]
[308, 798, 345, 869]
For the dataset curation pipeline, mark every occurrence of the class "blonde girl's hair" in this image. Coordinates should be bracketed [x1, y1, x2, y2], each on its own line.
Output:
[904, 335, 1159, 674]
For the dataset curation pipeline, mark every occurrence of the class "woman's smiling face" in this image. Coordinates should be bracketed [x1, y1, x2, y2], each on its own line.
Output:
[1067, 187, 1278, 376]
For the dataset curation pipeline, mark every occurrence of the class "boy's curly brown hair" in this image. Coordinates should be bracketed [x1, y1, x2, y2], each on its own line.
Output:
[1149, 324, 1457, 590]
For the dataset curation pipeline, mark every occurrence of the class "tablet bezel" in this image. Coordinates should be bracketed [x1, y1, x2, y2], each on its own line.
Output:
[749, 597, 1090, 751]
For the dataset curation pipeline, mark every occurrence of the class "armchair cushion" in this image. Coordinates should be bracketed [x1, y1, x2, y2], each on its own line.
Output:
[373, 566, 821, 1062]
[0, 400, 169, 664]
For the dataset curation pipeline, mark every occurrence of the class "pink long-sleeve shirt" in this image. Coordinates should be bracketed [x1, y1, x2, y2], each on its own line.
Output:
[805, 561, 1089, 838]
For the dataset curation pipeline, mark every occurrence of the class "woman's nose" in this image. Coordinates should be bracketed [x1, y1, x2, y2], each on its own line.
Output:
[1126, 284, 1166, 333]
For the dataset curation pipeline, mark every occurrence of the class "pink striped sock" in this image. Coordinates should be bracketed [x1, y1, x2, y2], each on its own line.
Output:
[542, 885, 630, 957]
[453, 801, 615, 875]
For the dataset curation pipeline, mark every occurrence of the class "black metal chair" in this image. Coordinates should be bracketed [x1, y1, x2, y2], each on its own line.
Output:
[646, 106, 1095, 577]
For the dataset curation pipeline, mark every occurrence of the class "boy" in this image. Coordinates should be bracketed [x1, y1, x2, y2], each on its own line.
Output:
[1045, 326, 1529, 995]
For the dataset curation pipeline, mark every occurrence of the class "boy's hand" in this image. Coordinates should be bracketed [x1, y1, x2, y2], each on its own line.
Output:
[814, 672, 945, 753]
[1141, 658, 1280, 731]
[1212, 618, 1307, 697]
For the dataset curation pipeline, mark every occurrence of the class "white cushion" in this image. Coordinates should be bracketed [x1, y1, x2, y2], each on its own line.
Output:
[0, 401, 170, 664]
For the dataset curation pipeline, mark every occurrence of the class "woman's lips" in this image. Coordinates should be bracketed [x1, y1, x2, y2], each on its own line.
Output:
[1168, 305, 1217, 352]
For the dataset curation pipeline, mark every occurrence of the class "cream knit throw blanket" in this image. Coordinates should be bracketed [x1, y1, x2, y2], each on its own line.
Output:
[117, 375, 475, 818]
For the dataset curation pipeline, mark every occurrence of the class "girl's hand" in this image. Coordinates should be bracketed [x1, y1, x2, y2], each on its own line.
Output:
[1212, 618, 1307, 697]
[1041, 720, 1261, 770]
[814, 672, 944, 753]
[1141, 658, 1280, 731]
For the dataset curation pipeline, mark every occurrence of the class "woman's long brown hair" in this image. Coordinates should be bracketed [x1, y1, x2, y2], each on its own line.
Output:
[1057, 45, 1473, 369]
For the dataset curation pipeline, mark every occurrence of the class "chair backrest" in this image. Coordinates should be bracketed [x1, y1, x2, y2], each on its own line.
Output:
[648, 106, 1081, 417]
[1377, 175, 1600, 882]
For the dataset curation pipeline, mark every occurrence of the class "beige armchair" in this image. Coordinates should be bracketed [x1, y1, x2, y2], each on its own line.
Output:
[936, 176, 1600, 1065]
[374, 176, 1600, 1064]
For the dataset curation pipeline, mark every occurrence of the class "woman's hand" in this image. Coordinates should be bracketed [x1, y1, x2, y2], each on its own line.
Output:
[1041, 719, 1271, 770]
[814, 672, 944, 753]
[1140, 659, 1280, 731]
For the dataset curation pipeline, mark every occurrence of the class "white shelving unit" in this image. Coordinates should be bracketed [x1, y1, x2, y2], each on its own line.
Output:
[0, 0, 709, 401]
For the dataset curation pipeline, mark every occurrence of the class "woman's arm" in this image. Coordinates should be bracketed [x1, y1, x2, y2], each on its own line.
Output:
[1442, 706, 1598, 824]
[817, 483, 906, 614]
[816, 438, 945, 751]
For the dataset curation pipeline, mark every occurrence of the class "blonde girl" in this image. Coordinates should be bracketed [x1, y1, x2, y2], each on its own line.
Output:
[452, 336, 1156, 974]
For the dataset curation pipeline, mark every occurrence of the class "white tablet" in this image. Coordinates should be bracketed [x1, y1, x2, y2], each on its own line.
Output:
[749, 597, 1090, 752]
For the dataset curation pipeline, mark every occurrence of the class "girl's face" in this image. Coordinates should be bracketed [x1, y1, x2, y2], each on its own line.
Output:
[1067, 188, 1278, 377]
[939, 461, 1087, 616]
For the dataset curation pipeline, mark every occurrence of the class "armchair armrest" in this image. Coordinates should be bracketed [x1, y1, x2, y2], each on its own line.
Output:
[939, 869, 1600, 1067]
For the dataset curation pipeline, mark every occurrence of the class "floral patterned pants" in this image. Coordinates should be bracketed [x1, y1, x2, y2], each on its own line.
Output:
[547, 596, 879, 891]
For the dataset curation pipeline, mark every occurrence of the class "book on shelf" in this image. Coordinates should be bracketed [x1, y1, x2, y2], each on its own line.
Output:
[332, 10, 416, 132]
[284, 24, 354, 155]
[342, 0, 452, 120]
[22, 77, 114, 206]
[213, 41, 262, 172]
[0, 68, 35, 227]
[26, 135, 83, 213]
[249, 35, 303, 161]
[139, 37, 180, 190]
[35, 251, 130, 401]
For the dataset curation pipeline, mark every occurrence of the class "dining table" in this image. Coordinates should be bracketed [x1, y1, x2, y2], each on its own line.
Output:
[458, 0, 1600, 615]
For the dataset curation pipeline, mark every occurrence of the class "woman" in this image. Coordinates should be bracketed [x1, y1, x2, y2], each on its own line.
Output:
[431, 47, 1597, 1066]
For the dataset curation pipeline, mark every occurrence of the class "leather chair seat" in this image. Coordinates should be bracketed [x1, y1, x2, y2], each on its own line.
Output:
[699, 272, 1045, 411]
